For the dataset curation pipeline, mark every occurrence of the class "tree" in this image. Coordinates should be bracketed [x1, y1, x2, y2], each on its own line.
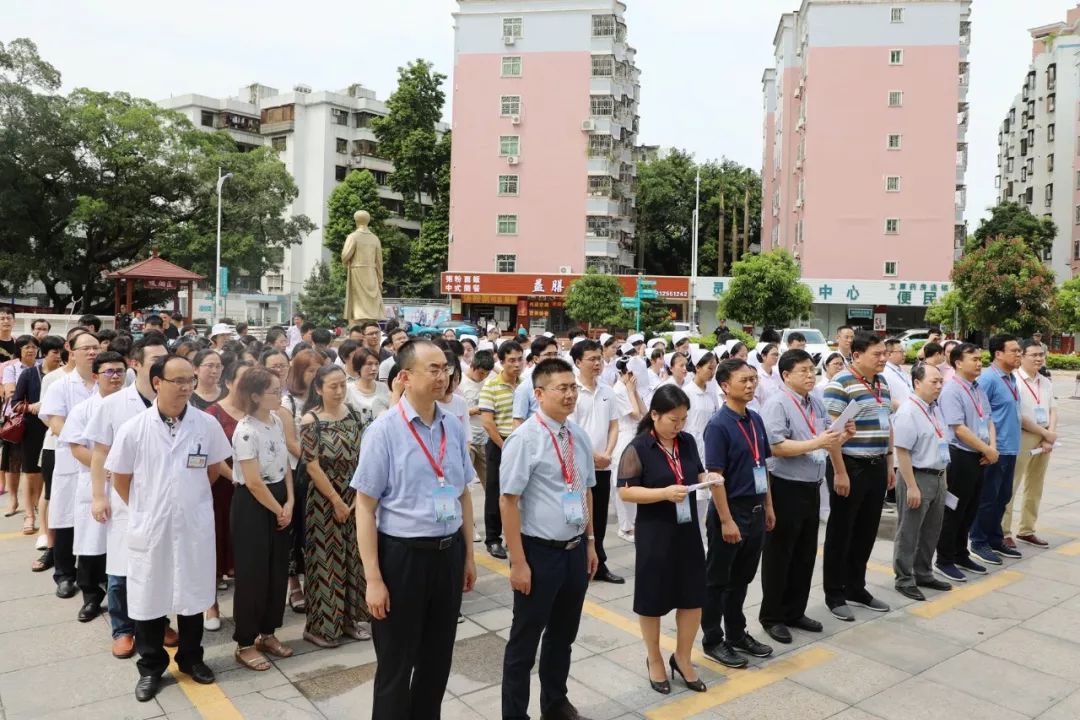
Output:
[400, 132, 451, 297]
[717, 250, 812, 328]
[564, 272, 624, 326]
[924, 290, 969, 336]
[371, 59, 447, 220]
[610, 298, 674, 333]
[297, 261, 342, 327]
[1057, 277, 1080, 333]
[951, 236, 1057, 335]
[971, 202, 1056, 256]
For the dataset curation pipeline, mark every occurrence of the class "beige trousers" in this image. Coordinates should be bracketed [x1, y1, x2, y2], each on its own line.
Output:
[1002, 430, 1049, 537]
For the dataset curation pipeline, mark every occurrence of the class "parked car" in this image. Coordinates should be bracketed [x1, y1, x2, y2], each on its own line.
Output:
[405, 320, 480, 339]
[778, 327, 830, 370]
[896, 328, 932, 351]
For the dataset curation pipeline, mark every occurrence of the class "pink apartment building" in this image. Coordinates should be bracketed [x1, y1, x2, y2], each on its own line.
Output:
[447, 0, 643, 332]
[761, 0, 971, 319]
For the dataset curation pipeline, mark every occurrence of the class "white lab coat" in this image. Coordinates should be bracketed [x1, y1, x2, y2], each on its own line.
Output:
[105, 404, 231, 620]
[60, 392, 109, 556]
[86, 383, 152, 576]
[39, 370, 96, 529]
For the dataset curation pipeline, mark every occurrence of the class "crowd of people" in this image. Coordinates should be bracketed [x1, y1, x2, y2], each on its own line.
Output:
[0, 306, 1061, 718]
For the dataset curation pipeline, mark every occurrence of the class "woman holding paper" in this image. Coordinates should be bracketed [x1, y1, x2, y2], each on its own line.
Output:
[617, 385, 722, 695]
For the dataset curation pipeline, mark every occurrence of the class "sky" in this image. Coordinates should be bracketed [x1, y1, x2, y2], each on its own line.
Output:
[6, 0, 1067, 225]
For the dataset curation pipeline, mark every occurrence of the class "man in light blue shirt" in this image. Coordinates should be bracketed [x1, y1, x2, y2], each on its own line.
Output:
[969, 333, 1023, 565]
[352, 339, 476, 719]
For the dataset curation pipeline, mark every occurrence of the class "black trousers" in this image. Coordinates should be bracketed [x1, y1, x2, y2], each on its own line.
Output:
[592, 470, 611, 572]
[289, 469, 308, 576]
[823, 455, 886, 607]
[372, 533, 464, 720]
[484, 440, 504, 545]
[135, 613, 203, 677]
[503, 536, 589, 720]
[759, 477, 820, 627]
[53, 526, 75, 585]
[76, 553, 107, 606]
[231, 483, 291, 647]
[936, 447, 983, 565]
[41, 448, 54, 501]
[701, 497, 765, 649]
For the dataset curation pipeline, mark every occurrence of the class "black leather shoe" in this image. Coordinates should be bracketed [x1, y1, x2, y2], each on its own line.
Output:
[77, 602, 102, 622]
[178, 661, 214, 684]
[731, 633, 773, 658]
[135, 675, 161, 702]
[917, 578, 953, 592]
[703, 643, 748, 668]
[540, 699, 588, 720]
[764, 623, 793, 644]
[593, 568, 625, 584]
[55, 579, 77, 599]
[646, 658, 670, 694]
[896, 585, 926, 602]
[669, 654, 706, 692]
[486, 542, 507, 560]
[790, 615, 824, 632]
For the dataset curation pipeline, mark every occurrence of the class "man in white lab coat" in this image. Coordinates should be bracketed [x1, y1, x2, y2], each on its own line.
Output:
[107, 355, 231, 702]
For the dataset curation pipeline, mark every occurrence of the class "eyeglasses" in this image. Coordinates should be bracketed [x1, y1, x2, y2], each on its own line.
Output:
[541, 384, 578, 395]
[99, 368, 126, 378]
[74, 344, 101, 353]
[160, 376, 195, 388]
[419, 365, 451, 378]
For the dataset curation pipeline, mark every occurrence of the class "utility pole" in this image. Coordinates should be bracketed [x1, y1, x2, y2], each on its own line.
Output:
[689, 170, 701, 329]
[718, 193, 726, 277]
[742, 187, 750, 256]
[214, 167, 234, 325]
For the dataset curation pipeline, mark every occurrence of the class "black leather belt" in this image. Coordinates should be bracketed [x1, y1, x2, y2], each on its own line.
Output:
[845, 454, 888, 465]
[524, 535, 583, 551]
[382, 533, 458, 551]
[914, 467, 946, 477]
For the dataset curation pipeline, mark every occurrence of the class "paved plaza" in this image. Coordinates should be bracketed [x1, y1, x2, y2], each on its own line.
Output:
[3, 375, 1080, 719]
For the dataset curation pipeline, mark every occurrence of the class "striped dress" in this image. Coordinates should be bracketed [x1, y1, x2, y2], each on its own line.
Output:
[300, 410, 370, 642]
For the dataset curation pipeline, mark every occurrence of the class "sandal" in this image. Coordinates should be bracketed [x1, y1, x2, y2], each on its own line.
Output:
[343, 622, 372, 641]
[22, 515, 35, 535]
[31, 548, 53, 572]
[234, 646, 271, 671]
[4, 505, 19, 517]
[255, 635, 294, 658]
[288, 588, 306, 614]
[302, 630, 340, 649]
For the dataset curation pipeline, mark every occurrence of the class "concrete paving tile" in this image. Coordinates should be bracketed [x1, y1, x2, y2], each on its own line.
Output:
[569, 653, 671, 713]
[296, 664, 375, 719]
[33, 693, 164, 720]
[1020, 555, 1080, 587]
[0, 650, 140, 719]
[212, 664, 292, 700]
[459, 594, 502, 616]
[470, 606, 514, 631]
[857, 675, 1028, 720]
[824, 710, 886, 720]
[789, 645, 910, 705]
[454, 618, 489, 641]
[573, 614, 641, 655]
[900, 607, 1021, 648]
[928, 649, 1077, 716]
[446, 632, 506, 696]
[0, 592, 95, 634]
[271, 641, 376, 682]
[978, 627, 1080, 683]
[961, 586, 1053, 620]
[826, 617, 966, 674]
[163, 688, 323, 720]
[1021, 605, 1080, 640]
[586, 577, 635, 601]
[997, 573, 1080, 606]
[440, 697, 486, 719]
[0, 567, 58, 603]
[1037, 686, 1080, 720]
[703, 678, 848, 720]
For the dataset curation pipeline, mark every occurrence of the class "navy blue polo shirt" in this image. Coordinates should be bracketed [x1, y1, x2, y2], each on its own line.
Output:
[703, 404, 771, 500]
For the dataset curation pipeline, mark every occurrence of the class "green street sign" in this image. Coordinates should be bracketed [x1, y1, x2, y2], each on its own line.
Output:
[638, 289, 658, 299]
[620, 297, 639, 309]
[637, 277, 656, 289]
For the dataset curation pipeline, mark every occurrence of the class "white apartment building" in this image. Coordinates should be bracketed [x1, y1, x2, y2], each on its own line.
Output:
[161, 82, 445, 311]
[995, 5, 1080, 281]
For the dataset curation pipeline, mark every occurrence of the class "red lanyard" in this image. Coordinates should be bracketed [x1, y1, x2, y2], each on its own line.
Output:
[652, 432, 684, 485]
[953, 378, 984, 418]
[850, 368, 882, 405]
[733, 415, 762, 466]
[783, 389, 818, 436]
[910, 398, 943, 438]
[397, 402, 447, 484]
[1022, 375, 1041, 404]
[535, 415, 576, 488]
[998, 370, 1019, 402]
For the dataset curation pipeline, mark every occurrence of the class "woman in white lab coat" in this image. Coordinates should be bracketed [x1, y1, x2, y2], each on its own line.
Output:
[753, 344, 782, 410]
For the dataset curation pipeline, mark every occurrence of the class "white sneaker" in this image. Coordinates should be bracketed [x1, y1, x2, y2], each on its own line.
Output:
[204, 616, 222, 631]
[35, 534, 47, 550]
[473, 529, 481, 542]
[617, 529, 635, 543]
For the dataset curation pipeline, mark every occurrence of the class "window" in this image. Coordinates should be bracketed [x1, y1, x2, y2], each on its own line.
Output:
[1046, 184, 1054, 207]
[889, 49, 903, 65]
[591, 55, 615, 77]
[883, 261, 898, 276]
[994, 175, 1001, 189]
[1049, 154, 1055, 172]
[499, 135, 520, 155]
[1021, 166, 1028, 182]
[200, 110, 215, 127]
[1021, 138, 1028, 157]
[592, 14, 616, 37]
[334, 165, 347, 181]
[501, 56, 522, 77]
[590, 95, 615, 116]
[330, 108, 348, 126]
[891, 7, 904, 23]
[496, 254, 517, 273]
[498, 175, 519, 195]
[1048, 63, 1057, 91]
[887, 133, 902, 150]
[1075, 205, 1080, 225]
[266, 274, 284, 293]
[1027, 157, 1034, 174]
[1006, 157, 1014, 173]
[885, 218, 900, 234]
[1028, 128, 1035, 146]
[1048, 93, 1056, 113]
[588, 134, 614, 156]
[271, 136, 287, 151]
[885, 176, 901, 192]
[497, 214, 518, 235]
[587, 176, 612, 195]
[336, 138, 347, 154]
[500, 95, 521, 116]
[888, 91, 903, 107]
[1049, 124, 1056, 142]
[586, 216, 612, 237]
[503, 17, 523, 38]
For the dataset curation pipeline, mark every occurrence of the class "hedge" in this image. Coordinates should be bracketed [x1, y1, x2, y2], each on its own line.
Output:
[901, 350, 1080, 370]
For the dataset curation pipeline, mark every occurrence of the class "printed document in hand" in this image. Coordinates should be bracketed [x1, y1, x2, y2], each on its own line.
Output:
[686, 478, 724, 493]
[1030, 442, 1062, 456]
[828, 401, 861, 434]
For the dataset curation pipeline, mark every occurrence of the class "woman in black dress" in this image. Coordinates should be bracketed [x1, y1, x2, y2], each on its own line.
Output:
[618, 385, 720, 695]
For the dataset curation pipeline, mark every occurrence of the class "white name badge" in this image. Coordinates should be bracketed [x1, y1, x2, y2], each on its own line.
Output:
[674, 495, 692, 524]
[809, 449, 828, 465]
[433, 485, 459, 523]
[877, 407, 891, 431]
[562, 490, 585, 525]
[186, 453, 207, 469]
[1035, 406, 1048, 427]
[753, 465, 768, 495]
[938, 440, 951, 466]
[976, 417, 990, 443]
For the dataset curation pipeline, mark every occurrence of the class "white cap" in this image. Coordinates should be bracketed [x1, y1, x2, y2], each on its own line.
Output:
[460, 334, 478, 345]
[620, 342, 635, 355]
[487, 324, 499, 332]
[477, 340, 495, 352]
[523, 348, 532, 361]
[690, 348, 713, 366]
[599, 333, 613, 346]
[664, 351, 676, 367]
[627, 333, 645, 345]
[571, 336, 586, 346]
[672, 331, 691, 345]
[210, 323, 232, 339]
[647, 337, 667, 349]
[543, 331, 554, 338]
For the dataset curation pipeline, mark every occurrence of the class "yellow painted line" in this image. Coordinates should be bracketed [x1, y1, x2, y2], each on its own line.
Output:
[1043, 526, 1080, 539]
[1056, 541, 1080, 557]
[165, 647, 244, 720]
[0, 531, 30, 541]
[908, 570, 1023, 619]
[644, 647, 836, 720]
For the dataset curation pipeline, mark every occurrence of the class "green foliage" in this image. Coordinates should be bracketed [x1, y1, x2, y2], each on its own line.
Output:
[727, 328, 757, 351]
[325, 170, 390, 258]
[1056, 276, 1080, 334]
[924, 290, 968, 335]
[564, 272, 623, 326]
[1047, 353, 1080, 370]
[717, 250, 812, 328]
[951, 236, 1057, 335]
[971, 202, 1056, 256]
[685, 335, 717, 350]
[297, 262, 342, 327]
[401, 133, 451, 297]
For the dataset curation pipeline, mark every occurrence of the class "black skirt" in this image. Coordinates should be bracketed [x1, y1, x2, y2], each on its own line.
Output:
[633, 517, 706, 616]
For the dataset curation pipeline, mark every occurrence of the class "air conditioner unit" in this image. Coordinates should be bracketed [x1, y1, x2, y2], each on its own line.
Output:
[581, 119, 596, 132]
[510, 115, 521, 125]
[506, 155, 519, 165]
[558, 265, 573, 274]
[796, 118, 805, 130]
[794, 87, 801, 98]
[503, 35, 516, 45]
[795, 198, 804, 208]
[795, 159, 803, 170]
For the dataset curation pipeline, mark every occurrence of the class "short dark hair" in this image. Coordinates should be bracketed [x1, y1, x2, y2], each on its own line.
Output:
[39, 335, 65, 356]
[836, 324, 853, 334]
[715, 358, 751, 384]
[567, 328, 586, 341]
[851, 331, 882, 355]
[570, 339, 602, 363]
[78, 314, 101, 332]
[360, 321, 380, 335]
[396, 338, 438, 371]
[921, 341, 943, 360]
[388, 327, 408, 342]
[97, 328, 117, 344]
[988, 333, 1017, 359]
[777, 348, 813, 378]
[259, 348, 289, 366]
[1021, 338, 1044, 354]
[14, 334, 38, 353]
[787, 331, 806, 344]
[132, 332, 167, 363]
[471, 349, 495, 372]
[636, 384, 691, 436]
[530, 336, 557, 359]
[532, 357, 574, 388]
[884, 338, 902, 352]
[293, 312, 306, 321]
[171, 312, 184, 322]
[0, 306, 14, 318]
[92, 351, 126, 374]
[30, 318, 50, 331]
[149, 354, 191, 385]
[70, 331, 99, 349]
[337, 339, 359, 364]
[265, 326, 287, 346]
[236, 322, 248, 335]
[949, 342, 980, 368]
[311, 327, 333, 346]
[300, 322, 316, 334]
[236, 366, 277, 414]
[351, 347, 380, 375]
[145, 314, 163, 328]
[497, 340, 523, 361]
[911, 362, 940, 385]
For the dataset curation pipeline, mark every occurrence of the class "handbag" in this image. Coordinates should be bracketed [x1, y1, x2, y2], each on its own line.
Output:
[0, 401, 27, 444]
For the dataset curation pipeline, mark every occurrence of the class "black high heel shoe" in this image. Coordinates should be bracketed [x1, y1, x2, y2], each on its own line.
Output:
[646, 658, 670, 694]
[669, 654, 707, 692]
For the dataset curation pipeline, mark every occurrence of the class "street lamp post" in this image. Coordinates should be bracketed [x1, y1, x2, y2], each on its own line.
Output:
[689, 169, 701, 331]
[214, 167, 233, 325]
